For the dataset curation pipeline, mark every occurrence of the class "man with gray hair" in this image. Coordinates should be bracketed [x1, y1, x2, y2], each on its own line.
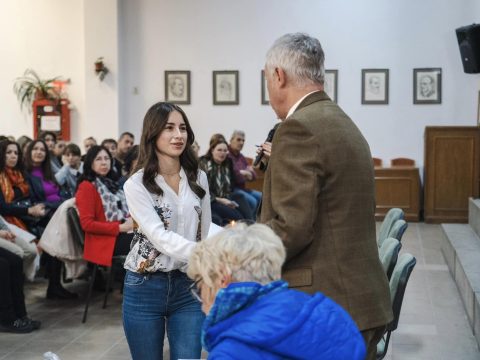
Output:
[259, 32, 392, 359]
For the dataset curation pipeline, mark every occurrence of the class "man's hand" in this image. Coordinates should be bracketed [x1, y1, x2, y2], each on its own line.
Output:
[239, 169, 253, 181]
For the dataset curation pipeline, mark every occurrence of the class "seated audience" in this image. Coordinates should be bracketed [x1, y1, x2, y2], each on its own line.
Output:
[101, 138, 122, 178]
[39, 131, 61, 174]
[55, 143, 83, 198]
[53, 140, 66, 161]
[199, 137, 253, 226]
[118, 145, 139, 187]
[187, 223, 366, 359]
[76, 146, 133, 271]
[115, 132, 135, 168]
[82, 136, 97, 161]
[24, 140, 75, 299]
[16, 136, 32, 155]
[0, 247, 40, 333]
[228, 130, 261, 215]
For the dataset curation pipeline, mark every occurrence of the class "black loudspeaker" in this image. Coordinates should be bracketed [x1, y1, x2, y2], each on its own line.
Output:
[456, 24, 480, 74]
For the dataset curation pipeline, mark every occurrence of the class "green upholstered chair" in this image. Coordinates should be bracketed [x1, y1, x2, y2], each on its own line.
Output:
[378, 237, 402, 280]
[378, 208, 404, 247]
[387, 219, 408, 243]
[377, 253, 416, 359]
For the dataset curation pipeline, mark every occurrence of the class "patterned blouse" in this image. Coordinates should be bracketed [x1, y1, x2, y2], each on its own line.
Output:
[123, 168, 211, 273]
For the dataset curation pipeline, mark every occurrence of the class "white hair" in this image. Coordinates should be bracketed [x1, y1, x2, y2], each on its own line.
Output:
[230, 130, 245, 141]
[265, 32, 325, 87]
[187, 223, 286, 286]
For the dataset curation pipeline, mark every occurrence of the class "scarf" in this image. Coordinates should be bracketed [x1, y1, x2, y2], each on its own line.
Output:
[201, 280, 288, 351]
[0, 169, 30, 230]
[94, 178, 128, 222]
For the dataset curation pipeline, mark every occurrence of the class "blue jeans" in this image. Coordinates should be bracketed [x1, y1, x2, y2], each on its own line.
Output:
[233, 188, 262, 216]
[122, 270, 204, 360]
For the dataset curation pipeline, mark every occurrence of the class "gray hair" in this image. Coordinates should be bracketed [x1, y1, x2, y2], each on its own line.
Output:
[230, 130, 245, 141]
[266, 32, 325, 87]
[187, 223, 286, 286]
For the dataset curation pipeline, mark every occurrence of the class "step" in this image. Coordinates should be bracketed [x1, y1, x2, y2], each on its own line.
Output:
[441, 223, 480, 349]
[469, 198, 480, 239]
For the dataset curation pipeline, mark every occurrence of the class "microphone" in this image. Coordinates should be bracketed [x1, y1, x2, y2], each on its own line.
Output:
[253, 127, 276, 167]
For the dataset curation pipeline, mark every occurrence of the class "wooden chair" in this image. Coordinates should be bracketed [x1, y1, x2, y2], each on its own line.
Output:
[66, 207, 125, 323]
[390, 158, 415, 167]
[373, 157, 383, 167]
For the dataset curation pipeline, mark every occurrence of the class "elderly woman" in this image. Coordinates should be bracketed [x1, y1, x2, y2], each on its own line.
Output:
[188, 224, 366, 360]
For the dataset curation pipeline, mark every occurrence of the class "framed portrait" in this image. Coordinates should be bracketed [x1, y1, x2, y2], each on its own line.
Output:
[261, 70, 269, 105]
[165, 71, 190, 104]
[213, 70, 239, 105]
[324, 69, 338, 103]
[413, 68, 442, 104]
[362, 69, 389, 105]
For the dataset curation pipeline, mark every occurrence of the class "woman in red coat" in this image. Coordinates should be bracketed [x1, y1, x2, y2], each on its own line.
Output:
[75, 146, 133, 267]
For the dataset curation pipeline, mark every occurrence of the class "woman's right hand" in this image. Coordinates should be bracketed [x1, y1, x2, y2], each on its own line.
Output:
[28, 203, 46, 217]
[119, 217, 134, 233]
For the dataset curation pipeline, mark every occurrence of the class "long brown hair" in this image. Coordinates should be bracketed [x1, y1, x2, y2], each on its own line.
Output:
[134, 102, 205, 198]
[24, 139, 57, 184]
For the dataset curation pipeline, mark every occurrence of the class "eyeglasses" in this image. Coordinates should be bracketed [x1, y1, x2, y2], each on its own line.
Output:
[189, 279, 202, 303]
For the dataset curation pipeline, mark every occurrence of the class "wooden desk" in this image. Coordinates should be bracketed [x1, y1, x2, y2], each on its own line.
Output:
[245, 164, 422, 222]
[374, 166, 421, 222]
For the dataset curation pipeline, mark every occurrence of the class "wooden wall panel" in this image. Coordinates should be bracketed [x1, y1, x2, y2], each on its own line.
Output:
[424, 127, 480, 223]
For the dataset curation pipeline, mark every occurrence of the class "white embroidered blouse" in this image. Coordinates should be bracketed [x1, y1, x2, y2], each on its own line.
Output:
[123, 168, 211, 273]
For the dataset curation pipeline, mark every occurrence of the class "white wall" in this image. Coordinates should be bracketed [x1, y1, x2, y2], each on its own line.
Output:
[0, 0, 479, 168]
[119, 0, 480, 167]
[0, 0, 85, 142]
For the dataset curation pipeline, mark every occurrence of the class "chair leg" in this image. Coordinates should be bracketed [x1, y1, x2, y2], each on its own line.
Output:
[82, 264, 97, 323]
[103, 265, 115, 309]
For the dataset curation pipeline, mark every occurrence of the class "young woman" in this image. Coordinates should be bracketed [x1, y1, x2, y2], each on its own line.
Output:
[122, 102, 211, 360]
[199, 138, 253, 225]
[75, 146, 133, 269]
[24, 140, 74, 299]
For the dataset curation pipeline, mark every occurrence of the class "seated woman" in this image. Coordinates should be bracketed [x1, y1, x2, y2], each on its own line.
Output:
[24, 139, 75, 299]
[199, 138, 253, 226]
[187, 223, 366, 360]
[76, 146, 133, 272]
[0, 247, 40, 333]
[0, 141, 39, 280]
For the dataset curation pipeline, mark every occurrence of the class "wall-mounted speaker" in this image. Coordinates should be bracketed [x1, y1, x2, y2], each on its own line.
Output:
[456, 24, 480, 74]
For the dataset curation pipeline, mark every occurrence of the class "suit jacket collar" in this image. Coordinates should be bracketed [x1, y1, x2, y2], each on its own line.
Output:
[294, 90, 330, 115]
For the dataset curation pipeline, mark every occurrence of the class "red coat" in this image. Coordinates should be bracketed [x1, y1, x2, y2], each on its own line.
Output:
[76, 181, 120, 266]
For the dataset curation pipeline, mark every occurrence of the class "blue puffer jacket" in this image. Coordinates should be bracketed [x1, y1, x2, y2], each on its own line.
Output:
[202, 281, 366, 359]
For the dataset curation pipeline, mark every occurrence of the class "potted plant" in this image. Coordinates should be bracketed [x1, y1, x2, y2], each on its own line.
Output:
[13, 69, 61, 112]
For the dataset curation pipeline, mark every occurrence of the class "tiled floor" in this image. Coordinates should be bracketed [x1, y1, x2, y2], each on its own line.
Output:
[0, 223, 479, 359]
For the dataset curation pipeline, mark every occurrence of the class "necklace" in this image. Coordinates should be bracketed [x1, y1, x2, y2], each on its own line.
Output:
[160, 170, 179, 176]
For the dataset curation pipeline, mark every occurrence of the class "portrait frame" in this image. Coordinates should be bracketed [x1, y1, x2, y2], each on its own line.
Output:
[324, 69, 338, 103]
[413, 68, 442, 104]
[213, 70, 239, 105]
[362, 69, 389, 105]
[165, 70, 190, 105]
[261, 70, 269, 105]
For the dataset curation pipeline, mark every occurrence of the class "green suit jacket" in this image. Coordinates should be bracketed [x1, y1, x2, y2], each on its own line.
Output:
[260, 91, 393, 331]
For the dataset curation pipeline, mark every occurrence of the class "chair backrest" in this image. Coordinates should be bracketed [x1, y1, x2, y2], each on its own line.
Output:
[378, 237, 402, 280]
[378, 208, 404, 247]
[372, 157, 382, 167]
[388, 219, 408, 243]
[67, 207, 85, 248]
[377, 252, 416, 359]
[390, 158, 415, 167]
[388, 253, 416, 331]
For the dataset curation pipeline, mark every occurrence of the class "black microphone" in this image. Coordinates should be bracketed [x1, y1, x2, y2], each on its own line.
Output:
[253, 127, 276, 167]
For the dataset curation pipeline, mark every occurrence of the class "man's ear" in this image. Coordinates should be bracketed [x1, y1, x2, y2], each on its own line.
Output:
[275, 67, 287, 88]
